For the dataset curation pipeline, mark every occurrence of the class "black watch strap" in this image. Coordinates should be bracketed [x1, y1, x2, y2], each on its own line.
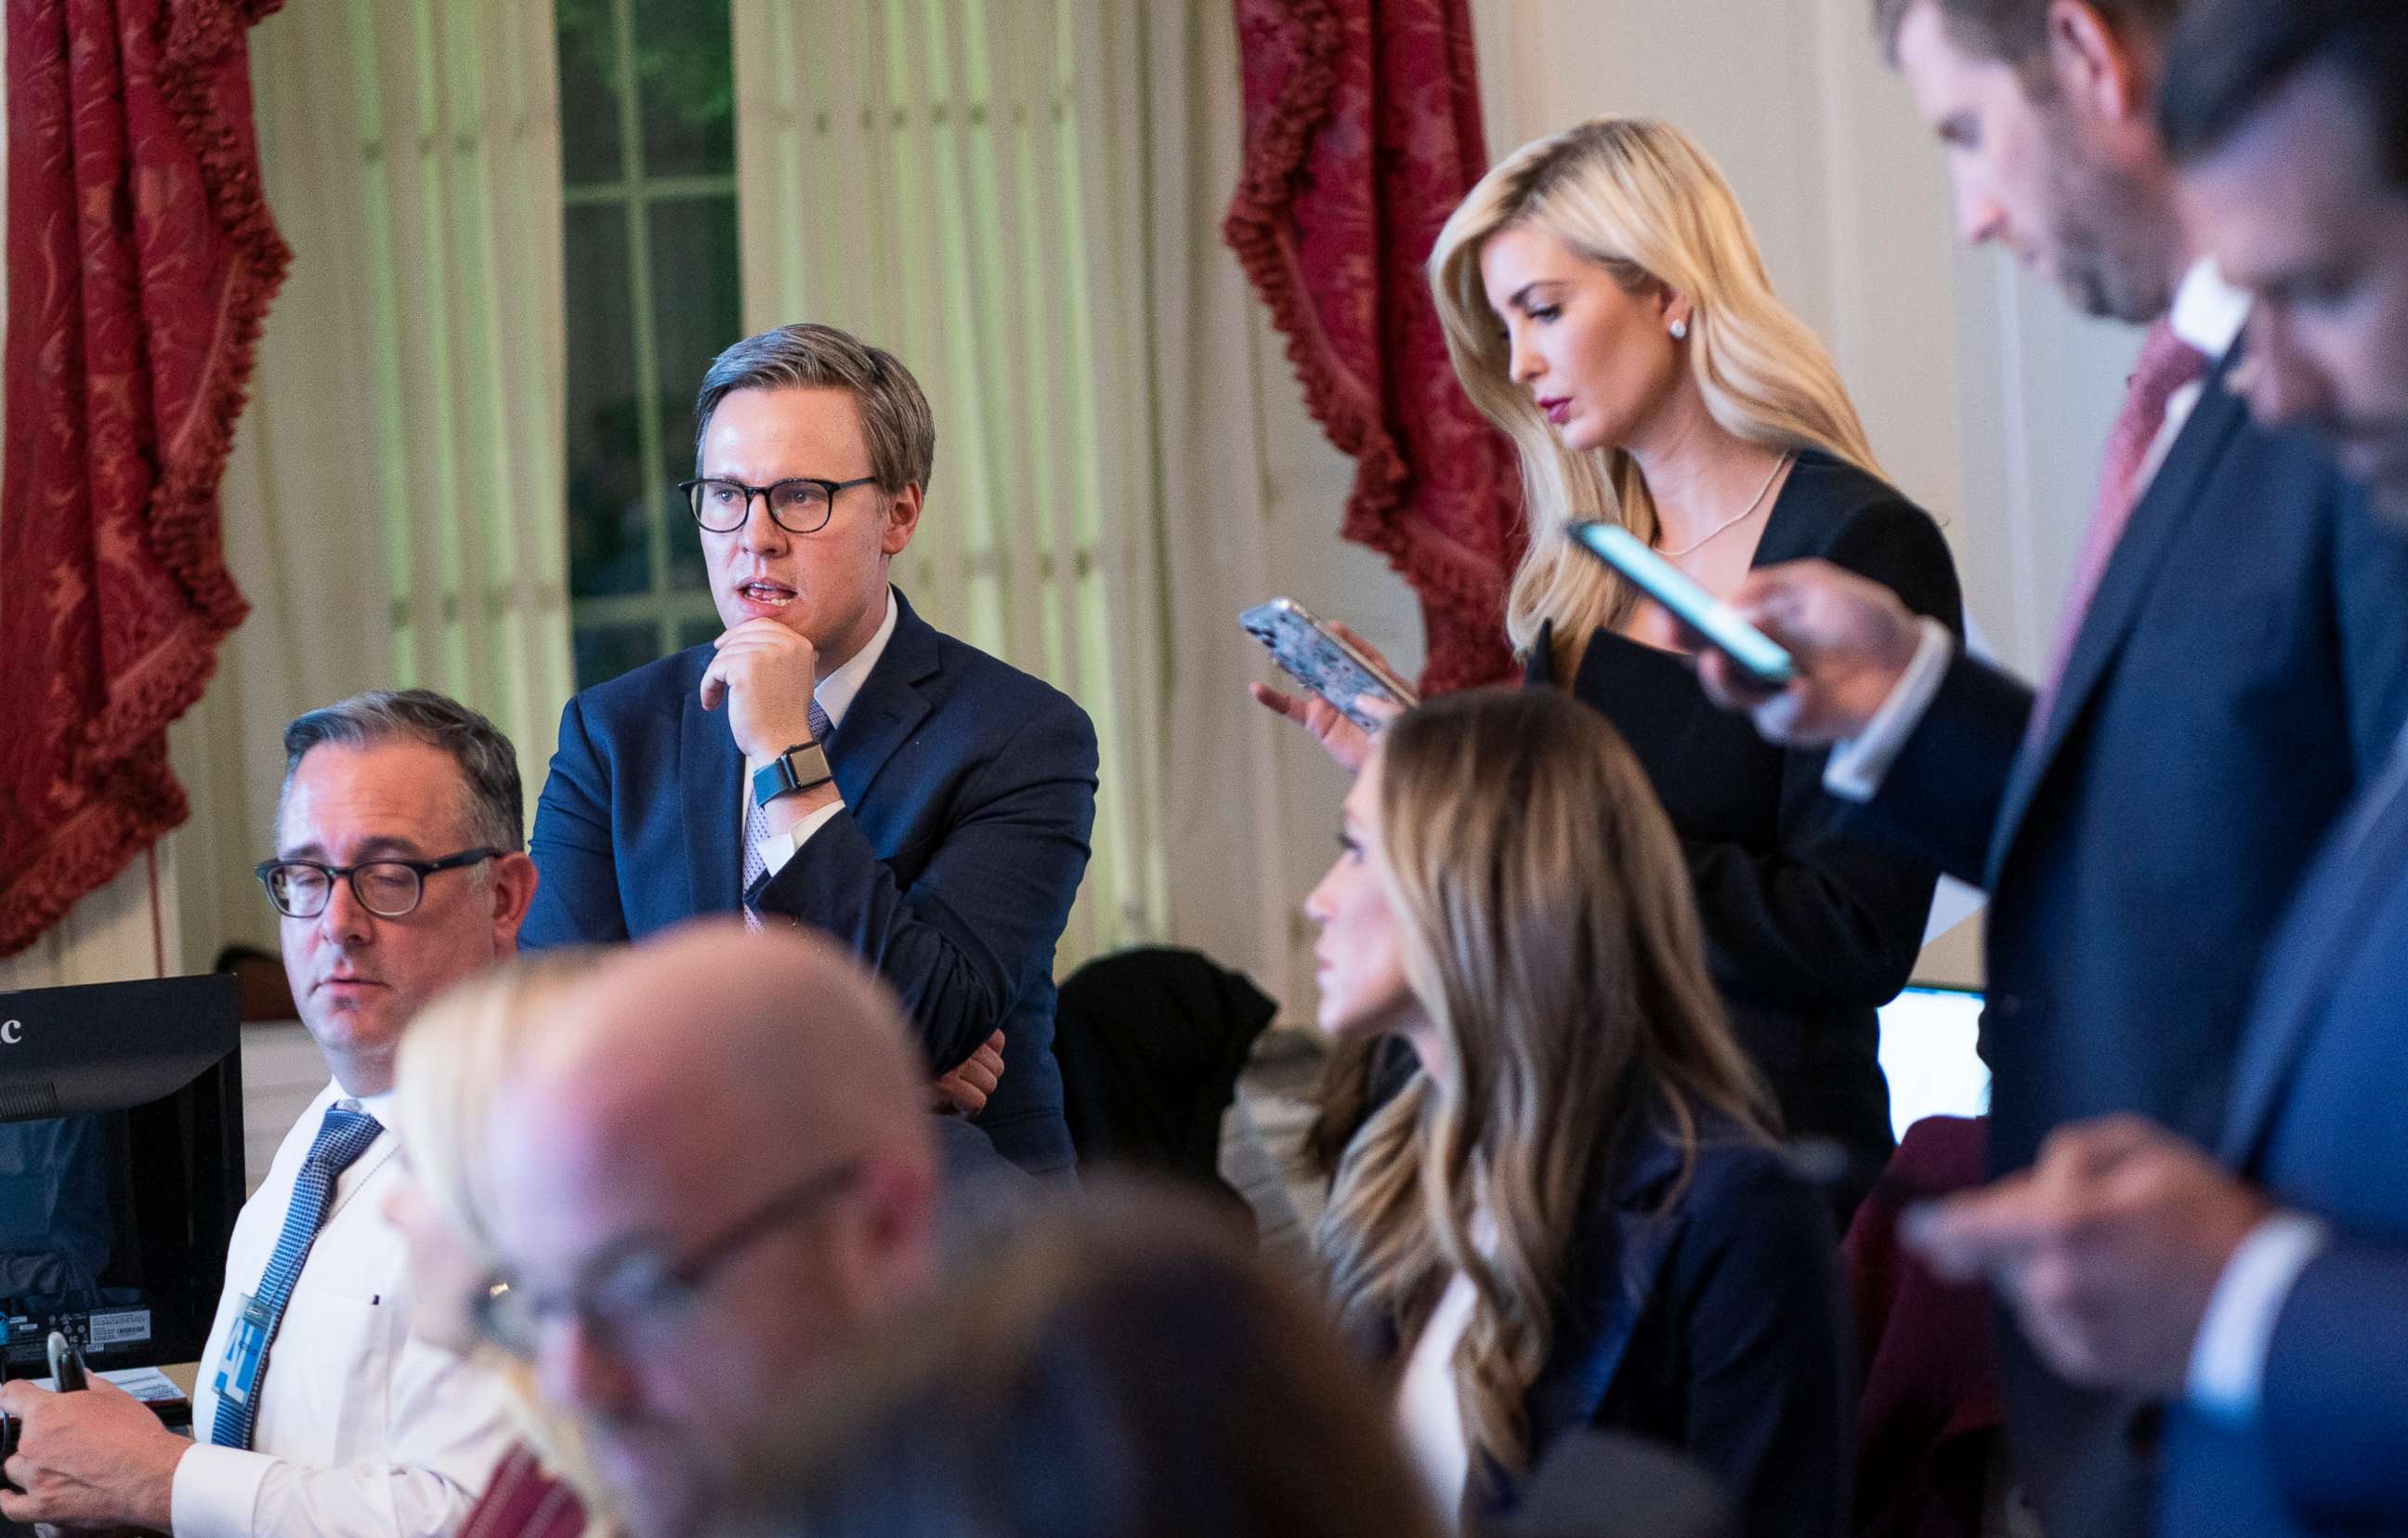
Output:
[752, 741, 834, 808]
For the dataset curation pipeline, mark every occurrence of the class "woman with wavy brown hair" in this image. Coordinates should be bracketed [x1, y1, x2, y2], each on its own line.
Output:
[1307, 686, 1847, 1534]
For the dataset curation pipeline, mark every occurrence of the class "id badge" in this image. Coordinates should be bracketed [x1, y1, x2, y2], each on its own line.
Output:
[211, 1292, 274, 1411]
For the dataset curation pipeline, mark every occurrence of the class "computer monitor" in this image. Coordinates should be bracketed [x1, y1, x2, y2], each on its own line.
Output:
[1876, 982, 1991, 1142]
[0, 974, 245, 1374]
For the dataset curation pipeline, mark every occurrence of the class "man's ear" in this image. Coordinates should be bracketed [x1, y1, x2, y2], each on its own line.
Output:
[881, 484, 924, 559]
[2046, 0, 2148, 124]
[490, 850, 540, 951]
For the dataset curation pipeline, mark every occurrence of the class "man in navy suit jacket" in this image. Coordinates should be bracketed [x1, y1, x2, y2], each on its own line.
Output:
[1906, 8, 2408, 1534]
[1695, 4, 2408, 1532]
[520, 323, 1097, 1176]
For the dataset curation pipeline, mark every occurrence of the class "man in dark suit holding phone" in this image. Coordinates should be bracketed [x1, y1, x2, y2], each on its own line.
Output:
[1694, 3, 2408, 1534]
[1906, 7, 2408, 1535]
[520, 323, 1098, 1176]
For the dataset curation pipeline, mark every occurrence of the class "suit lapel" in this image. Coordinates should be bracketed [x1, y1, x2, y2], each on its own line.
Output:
[1526, 1131, 1687, 1440]
[1984, 372, 2248, 882]
[2219, 743, 2408, 1166]
[678, 651, 744, 914]
[827, 589, 937, 806]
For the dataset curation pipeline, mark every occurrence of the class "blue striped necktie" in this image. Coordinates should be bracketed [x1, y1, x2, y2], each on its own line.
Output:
[210, 1103, 384, 1450]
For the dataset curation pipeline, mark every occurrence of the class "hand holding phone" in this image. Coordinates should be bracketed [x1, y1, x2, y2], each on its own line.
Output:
[1566, 519, 1797, 686]
[1239, 599, 1419, 733]
[47, 1332, 85, 1393]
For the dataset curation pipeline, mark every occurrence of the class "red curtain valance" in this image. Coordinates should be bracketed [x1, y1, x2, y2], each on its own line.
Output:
[1, 0, 290, 956]
[1224, 0, 1524, 692]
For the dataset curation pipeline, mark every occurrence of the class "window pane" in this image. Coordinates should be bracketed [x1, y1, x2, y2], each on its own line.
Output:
[563, 203, 647, 598]
[574, 624, 661, 690]
[631, 0, 734, 178]
[555, 0, 624, 186]
[648, 193, 742, 593]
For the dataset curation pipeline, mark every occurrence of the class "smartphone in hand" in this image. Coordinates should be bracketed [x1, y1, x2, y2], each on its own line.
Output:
[1567, 519, 1797, 687]
[1239, 598, 1419, 731]
[47, 1331, 85, 1392]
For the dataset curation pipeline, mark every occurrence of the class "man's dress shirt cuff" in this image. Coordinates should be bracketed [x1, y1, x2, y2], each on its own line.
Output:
[2186, 1211, 2331, 1424]
[1823, 618, 1956, 802]
[172, 1441, 272, 1538]
[757, 798, 846, 880]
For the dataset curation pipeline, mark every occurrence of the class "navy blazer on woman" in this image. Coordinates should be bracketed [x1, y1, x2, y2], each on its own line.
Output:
[521, 588, 1099, 1174]
[1532, 452, 1963, 1210]
[1370, 1110, 1848, 1536]
[1519, 1116, 1850, 1538]
[2156, 742, 2408, 1538]
[1860, 351, 2408, 1537]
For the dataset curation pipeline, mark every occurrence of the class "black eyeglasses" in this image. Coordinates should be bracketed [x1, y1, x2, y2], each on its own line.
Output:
[254, 848, 504, 919]
[677, 476, 881, 535]
[473, 1159, 867, 1361]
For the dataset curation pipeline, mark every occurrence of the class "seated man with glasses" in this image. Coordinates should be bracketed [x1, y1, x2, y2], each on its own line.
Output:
[520, 322, 1099, 1177]
[0, 690, 528, 1536]
[471, 921, 978, 1537]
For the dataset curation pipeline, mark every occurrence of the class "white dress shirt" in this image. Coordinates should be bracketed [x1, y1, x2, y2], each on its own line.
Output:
[1394, 1214, 1500, 1531]
[1397, 1268, 1480, 1531]
[742, 585, 900, 879]
[1825, 259, 2255, 800]
[174, 1081, 517, 1536]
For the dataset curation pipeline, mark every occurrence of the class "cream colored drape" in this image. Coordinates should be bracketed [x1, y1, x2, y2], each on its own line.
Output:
[733, 0, 1170, 969]
[173, 0, 572, 962]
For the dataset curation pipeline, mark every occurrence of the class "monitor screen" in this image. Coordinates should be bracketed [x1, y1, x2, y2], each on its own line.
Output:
[1876, 982, 1991, 1142]
[0, 974, 245, 1373]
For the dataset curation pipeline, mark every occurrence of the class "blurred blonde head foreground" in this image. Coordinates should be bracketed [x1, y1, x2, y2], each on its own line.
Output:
[720, 1183, 1445, 1538]
[389, 946, 616, 1535]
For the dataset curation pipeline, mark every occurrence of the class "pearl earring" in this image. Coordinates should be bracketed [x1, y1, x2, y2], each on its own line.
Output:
[1669, 318, 1690, 340]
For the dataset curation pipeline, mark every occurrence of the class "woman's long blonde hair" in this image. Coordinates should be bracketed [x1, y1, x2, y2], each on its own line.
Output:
[1429, 116, 1885, 672]
[1315, 688, 1773, 1494]
[393, 951, 618, 1537]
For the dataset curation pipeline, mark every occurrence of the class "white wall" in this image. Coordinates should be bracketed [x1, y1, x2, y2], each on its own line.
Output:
[1456, 0, 2150, 986]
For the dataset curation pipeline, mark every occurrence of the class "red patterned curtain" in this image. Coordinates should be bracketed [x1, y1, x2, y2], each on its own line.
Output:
[1, 0, 290, 956]
[1224, 0, 1522, 693]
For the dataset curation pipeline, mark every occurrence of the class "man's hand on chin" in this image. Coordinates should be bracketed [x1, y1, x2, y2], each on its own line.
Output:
[700, 618, 821, 762]
[0, 1375, 184, 1532]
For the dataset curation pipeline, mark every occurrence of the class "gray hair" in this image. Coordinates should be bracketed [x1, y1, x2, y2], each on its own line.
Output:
[278, 689, 523, 853]
[693, 322, 937, 493]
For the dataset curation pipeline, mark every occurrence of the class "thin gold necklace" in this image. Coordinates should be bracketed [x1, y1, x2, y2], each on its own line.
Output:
[1654, 453, 1791, 559]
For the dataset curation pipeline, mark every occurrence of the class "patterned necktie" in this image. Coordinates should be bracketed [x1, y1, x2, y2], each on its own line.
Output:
[743, 695, 831, 929]
[211, 1103, 383, 1449]
[2029, 321, 2212, 742]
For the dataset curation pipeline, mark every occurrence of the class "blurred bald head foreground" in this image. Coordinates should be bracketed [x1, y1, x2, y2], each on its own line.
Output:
[477, 920, 944, 1538]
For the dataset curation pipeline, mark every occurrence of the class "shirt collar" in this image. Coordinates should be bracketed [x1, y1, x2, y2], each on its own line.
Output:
[815, 586, 898, 734]
[2170, 256, 2251, 361]
[324, 1080, 399, 1131]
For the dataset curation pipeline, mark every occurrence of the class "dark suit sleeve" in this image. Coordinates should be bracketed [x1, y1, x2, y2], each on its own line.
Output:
[1683, 501, 1963, 1008]
[1668, 1155, 1851, 1538]
[1865, 651, 2034, 886]
[2257, 1238, 2408, 1524]
[2327, 484, 2408, 783]
[522, 694, 631, 949]
[752, 694, 1099, 1075]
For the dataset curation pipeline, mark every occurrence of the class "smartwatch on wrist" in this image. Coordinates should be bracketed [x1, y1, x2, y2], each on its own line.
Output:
[752, 741, 834, 808]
